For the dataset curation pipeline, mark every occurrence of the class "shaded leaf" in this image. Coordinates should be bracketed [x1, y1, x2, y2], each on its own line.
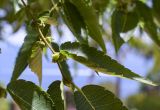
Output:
[11, 26, 39, 81]
[92, 0, 109, 14]
[60, 42, 156, 86]
[7, 80, 55, 110]
[152, 0, 160, 25]
[61, 1, 87, 43]
[111, 9, 138, 52]
[0, 86, 7, 98]
[13, 7, 26, 32]
[28, 43, 43, 84]
[58, 61, 72, 86]
[51, 42, 72, 86]
[68, 0, 106, 52]
[74, 85, 128, 110]
[47, 81, 65, 110]
[135, 1, 160, 47]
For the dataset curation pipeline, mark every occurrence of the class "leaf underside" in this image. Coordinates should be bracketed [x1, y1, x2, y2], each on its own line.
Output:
[28, 44, 43, 84]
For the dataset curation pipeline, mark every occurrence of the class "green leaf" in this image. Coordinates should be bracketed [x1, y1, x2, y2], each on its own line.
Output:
[58, 61, 72, 86]
[0, 86, 7, 98]
[11, 26, 39, 81]
[0, 98, 9, 110]
[74, 85, 128, 110]
[47, 81, 65, 110]
[60, 42, 156, 86]
[28, 42, 43, 84]
[7, 80, 55, 110]
[92, 0, 109, 14]
[68, 0, 106, 52]
[135, 1, 160, 47]
[61, 1, 87, 43]
[51, 42, 72, 86]
[38, 11, 57, 25]
[13, 7, 26, 32]
[111, 9, 138, 52]
[152, 0, 160, 25]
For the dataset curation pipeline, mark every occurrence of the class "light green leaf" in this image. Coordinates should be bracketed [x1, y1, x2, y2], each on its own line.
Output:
[68, 0, 106, 52]
[7, 80, 55, 110]
[47, 81, 65, 110]
[60, 42, 156, 86]
[111, 9, 138, 52]
[0, 98, 9, 110]
[28, 43, 43, 84]
[74, 85, 128, 110]
[38, 11, 57, 25]
[11, 26, 39, 81]
[135, 1, 160, 47]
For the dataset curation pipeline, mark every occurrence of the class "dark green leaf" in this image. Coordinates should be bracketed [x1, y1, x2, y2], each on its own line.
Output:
[7, 80, 55, 110]
[51, 42, 72, 86]
[92, 0, 109, 14]
[111, 9, 138, 52]
[58, 61, 72, 86]
[11, 26, 39, 81]
[74, 85, 128, 110]
[152, 0, 160, 25]
[47, 81, 65, 110]
[135, 1, 160, 47]
[68, 0, 106, 52]
[60, 42, 156, 86]
[0, 86, 7, 98]
[61, 1, 87, 43]
[13, 7, 26, 32]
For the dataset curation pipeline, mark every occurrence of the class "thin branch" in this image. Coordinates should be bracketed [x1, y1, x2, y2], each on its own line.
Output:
[38, 27, 55, 53]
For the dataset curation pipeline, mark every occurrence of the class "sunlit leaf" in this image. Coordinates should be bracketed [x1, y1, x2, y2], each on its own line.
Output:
[38, 11, 57, 25]
[28, 43, 43, 84]
[0, 98, 9, 110]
